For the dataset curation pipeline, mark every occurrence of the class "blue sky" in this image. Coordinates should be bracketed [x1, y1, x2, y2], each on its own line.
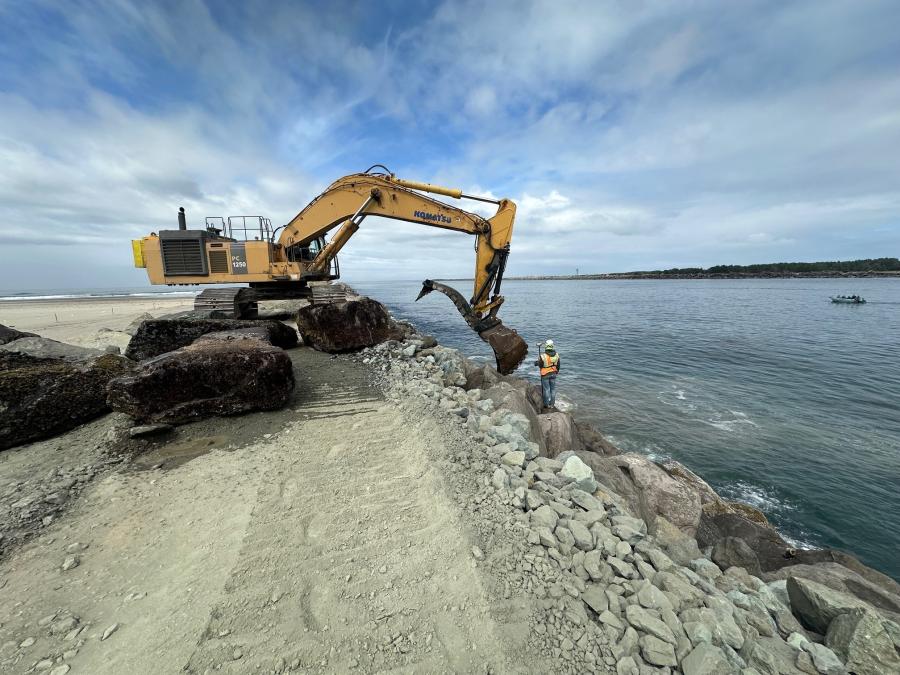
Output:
[1, 0, 898, 289]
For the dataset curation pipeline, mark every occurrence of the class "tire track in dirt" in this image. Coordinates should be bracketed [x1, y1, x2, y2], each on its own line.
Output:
[0, 349, 531, 675]
[184, 354, 510, 674]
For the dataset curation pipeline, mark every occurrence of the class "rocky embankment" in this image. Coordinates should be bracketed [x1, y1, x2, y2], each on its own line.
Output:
[347, 317, 900, 674]
[2, 294, 900, 674]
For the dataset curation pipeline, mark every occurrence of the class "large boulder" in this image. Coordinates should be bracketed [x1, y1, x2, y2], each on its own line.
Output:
[712, 536, 763, 577]
[787, 550, 900, 599]
[696, 507, 791, 573]
[483, 382, 546, 452]
[657, 457, 805, 576]
[787, 577, 872, 634]
[577, 453, 702, 537]
[575, 451, 641, 504]
[539, 411, 580, 458]
[0, 339, 133, 450]
[559, 455, 597, 492]
[660, 460, 727, 507]
[745, 636, 807, 675]
[0, 323, 38, 345]
[681, 642, 734, 675]
[295, 298, 402, 352]
[768, 562, 900, 623]
[663, 458, 781, 571]
[124, 312, 154, 336]
[490, 374, 543, 415]
[125, 318, 297, 361]
[107, 332, 294, 424]
[524, 383, 544, 416]
[826, 608, 900, 675]
[428, 346, 468, 387]
[617, 454, 700, 535]
[652, 516, 704, 565]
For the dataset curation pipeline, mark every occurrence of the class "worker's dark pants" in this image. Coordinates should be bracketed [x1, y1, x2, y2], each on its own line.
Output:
[541, 374, 557, 407]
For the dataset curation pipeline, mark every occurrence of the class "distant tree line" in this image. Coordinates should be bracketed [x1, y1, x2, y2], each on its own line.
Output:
[638, 258, 900, 275]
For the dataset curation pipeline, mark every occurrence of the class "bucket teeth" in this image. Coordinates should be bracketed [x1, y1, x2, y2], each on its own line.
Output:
[479, 323, 528, 375]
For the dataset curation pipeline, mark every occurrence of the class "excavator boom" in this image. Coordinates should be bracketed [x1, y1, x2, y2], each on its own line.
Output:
[278, 169, 526, 372]
[279, 171, 515, 314]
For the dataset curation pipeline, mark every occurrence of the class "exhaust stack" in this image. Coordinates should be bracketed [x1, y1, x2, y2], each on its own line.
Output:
[178, 207, 187, 230]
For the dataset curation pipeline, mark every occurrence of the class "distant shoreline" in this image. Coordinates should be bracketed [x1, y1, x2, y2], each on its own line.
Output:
[506, 271, 900, 281]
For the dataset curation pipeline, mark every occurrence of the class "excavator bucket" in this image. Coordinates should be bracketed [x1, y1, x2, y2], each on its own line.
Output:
[416, 279, 528, 375]
[478, 323, 529, 375]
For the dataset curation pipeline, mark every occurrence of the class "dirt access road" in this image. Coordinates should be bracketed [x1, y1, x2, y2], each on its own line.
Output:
[0, 349, 541, 674]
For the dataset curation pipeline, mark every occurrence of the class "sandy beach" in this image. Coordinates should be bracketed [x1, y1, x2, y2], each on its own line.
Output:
[0, 296, 195, 351]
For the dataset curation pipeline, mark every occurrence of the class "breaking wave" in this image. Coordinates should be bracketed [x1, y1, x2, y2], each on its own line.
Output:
[717, 480, 819, 550]
[703, 410, 757, 432]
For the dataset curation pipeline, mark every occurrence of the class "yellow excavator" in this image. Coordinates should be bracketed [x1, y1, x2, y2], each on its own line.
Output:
[132, 165, 528, 373]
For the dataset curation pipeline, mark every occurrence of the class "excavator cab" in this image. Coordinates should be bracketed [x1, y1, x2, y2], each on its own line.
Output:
[294, 238, 324, 262]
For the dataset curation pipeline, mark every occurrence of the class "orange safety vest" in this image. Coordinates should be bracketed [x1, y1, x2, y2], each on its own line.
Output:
[539, 352, 559, 376]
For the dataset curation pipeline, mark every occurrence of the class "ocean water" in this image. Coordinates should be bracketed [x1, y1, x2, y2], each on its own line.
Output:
[351, 278, 900, 581]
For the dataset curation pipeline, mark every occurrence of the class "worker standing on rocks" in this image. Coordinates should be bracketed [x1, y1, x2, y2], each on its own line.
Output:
[536, 339, 561, 412]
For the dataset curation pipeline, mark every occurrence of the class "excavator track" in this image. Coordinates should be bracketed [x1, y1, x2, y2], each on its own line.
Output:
[310, 283, 349, 304]
[193, 288, 259, 318]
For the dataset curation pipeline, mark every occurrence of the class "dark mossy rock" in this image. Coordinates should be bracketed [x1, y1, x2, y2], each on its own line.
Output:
[295, 298, 404, 352]
[696, 508, 790, 572]
[124, 318, 297, 361]
[108, 337, 294, 424]
[462, 360, 502, 391]
[712, 536, 763, 577]
[0, 324, 38, 345]
[0, 350, 133, 450]
[0, 336, 104, 362]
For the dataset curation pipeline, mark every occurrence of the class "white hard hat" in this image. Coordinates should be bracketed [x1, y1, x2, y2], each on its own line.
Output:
[545, 339, 555, 348]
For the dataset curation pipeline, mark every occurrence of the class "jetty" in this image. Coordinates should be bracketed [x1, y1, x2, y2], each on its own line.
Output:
[1, 293, 898, 674]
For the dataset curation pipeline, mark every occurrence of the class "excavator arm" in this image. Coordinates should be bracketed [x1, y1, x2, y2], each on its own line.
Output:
[278, 169, 527, 373]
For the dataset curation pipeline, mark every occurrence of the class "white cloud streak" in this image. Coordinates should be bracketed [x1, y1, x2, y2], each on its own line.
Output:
[1, 0, 898, 290]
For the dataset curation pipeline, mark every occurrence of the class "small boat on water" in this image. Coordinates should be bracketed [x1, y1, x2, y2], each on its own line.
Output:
[830, 295, 866, 304]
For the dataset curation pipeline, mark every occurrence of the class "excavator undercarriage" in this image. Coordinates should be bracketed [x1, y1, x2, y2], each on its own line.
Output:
[133, 167, 529, 373]
[193, 288, 260, 318]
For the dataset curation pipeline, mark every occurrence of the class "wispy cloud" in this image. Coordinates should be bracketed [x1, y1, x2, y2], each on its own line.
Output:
[1, 0, 898, 289]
